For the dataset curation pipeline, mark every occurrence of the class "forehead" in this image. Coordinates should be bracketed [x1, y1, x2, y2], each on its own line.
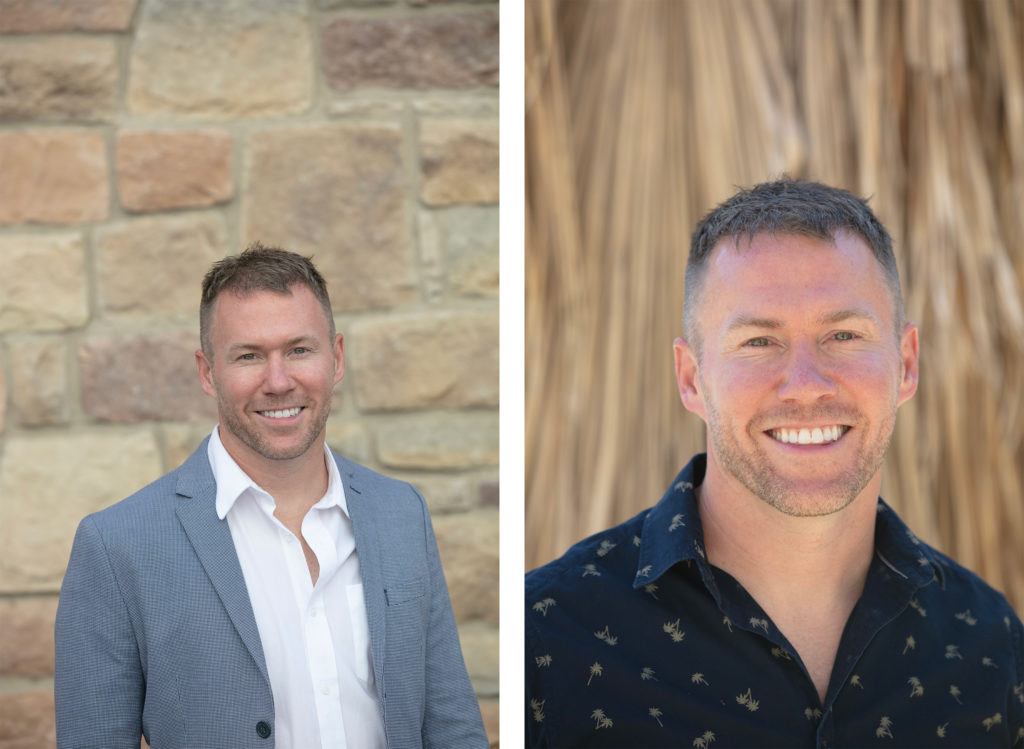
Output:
[209, 285, 329, 343]
[701, 231, 895, 326]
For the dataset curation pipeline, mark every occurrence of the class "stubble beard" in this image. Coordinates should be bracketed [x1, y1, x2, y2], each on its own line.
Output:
[702, 391, 896, 518]
[218, 393, 331, 462]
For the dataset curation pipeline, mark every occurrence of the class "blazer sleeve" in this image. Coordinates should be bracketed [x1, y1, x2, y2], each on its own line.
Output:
[55, 515, 145, 749]
[418, 489, 490, 749]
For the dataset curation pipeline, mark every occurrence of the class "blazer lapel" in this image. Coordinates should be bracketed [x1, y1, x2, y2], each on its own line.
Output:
[336, 454, 388, 697]
[174, 440, 270, 686]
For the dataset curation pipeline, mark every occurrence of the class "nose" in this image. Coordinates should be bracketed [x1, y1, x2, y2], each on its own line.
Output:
[262, 353, 295, 393]
[777, 340, 835, 402]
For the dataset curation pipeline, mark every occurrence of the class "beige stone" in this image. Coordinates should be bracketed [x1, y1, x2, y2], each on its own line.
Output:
[0, 132, 108, 225]
[433, 508, 498, 623]
[0, 365, 6, 433]
[160, 423, 215, 473]
[478, 477, 498, 507]
[420, 119, 499, 205]
[78, 332, 217, 423]
[127, 0, 313, 118]
[457, 619, 498, 696]
[0, 430, 161, 592]
[322, 12, 498, 91]
[0, 38, 117, 121]
[0, 690, 55, 749]
[376, 412, 498, 470]
[437, 206, 499, 296]
[350, 311, 498, 409]
[478, 698, 499, 749]
[95, 213, 227, 322]
[0, 0, 136, 32]
[404, 473, 476, 514]
[117, 130, 233, 212]
[0, 597, 58, 676]
[325, 420, 373, 466]
[242, 123, 416, 312]
[10, 339, 67, 426]
[0, 234, 88, 332]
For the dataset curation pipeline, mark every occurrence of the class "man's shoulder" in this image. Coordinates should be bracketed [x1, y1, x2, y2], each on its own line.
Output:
[526, 506, 651, 600]
[918, 540, 1021, 625]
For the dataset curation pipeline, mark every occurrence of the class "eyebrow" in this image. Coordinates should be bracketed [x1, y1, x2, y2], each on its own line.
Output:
[725, 308, 881, 334]
[226, 335, 318, 354]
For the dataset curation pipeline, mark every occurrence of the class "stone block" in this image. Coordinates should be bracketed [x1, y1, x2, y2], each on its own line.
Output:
[478, 477, 498, 507]
[117, 129, 233, 212]
[0, 691, 55, 749]
[10, 339, 67, 426]
[432, 508, 498, 623]
[0, 0, 136, 32]
[160, 423, 214, 473]
[420, 119, 498, 205]
[0, 430, 161, 592]
[0, 234, 88, 332]
[0, 38, 117, 121]
[127, 0, 313, 118]
[0, 132, 108, 225]
[458, 619, 498, 696]
[95, 213, 227, 322]
[325, 420, 373, 466]
[405, 473, 475, 514]
[78, 332, 217, 423]
[376, 412, 498, 471]
[350, 311, 498, 409]
[436, 206, 499, 296]
[479, 698, 499, 748]
[242, 123, 416, 312]
[322, 12, 498, 91]
[0, 597, 58, 676]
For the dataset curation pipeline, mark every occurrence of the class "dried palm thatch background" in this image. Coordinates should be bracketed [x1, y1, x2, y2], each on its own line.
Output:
[525, 0, 1024, 613]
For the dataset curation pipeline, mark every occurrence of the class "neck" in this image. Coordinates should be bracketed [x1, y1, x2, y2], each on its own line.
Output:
[697, 455, 879, 600]
[220, 432, 330, 516]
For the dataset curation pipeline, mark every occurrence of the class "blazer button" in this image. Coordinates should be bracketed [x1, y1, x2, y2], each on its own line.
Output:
[256, 721, 272, 739]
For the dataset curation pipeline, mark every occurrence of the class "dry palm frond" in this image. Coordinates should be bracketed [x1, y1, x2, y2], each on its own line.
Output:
[526, 0, 1024, 613]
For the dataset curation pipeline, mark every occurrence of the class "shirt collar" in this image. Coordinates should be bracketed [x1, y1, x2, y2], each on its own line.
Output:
[633, 453, 941, 590]
[208, 425, 348, 520]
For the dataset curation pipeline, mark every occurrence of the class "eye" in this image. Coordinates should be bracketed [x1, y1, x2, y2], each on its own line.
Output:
[832, 331, 856, 341]
[292, 347, 309, 355]
[743, 337, 771, 348]
[238, 353, 258, 361]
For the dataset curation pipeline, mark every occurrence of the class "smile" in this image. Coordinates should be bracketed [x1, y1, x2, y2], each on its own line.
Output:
[257, 407, 303, 419]
[768, 425, 849, 445]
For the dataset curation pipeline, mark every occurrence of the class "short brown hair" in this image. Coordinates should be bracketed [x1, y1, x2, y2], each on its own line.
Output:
[200, 242, 334, 357]
[684, 178, 904, 350]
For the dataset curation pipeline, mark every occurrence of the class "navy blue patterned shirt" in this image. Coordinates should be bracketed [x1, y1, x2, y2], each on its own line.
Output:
[526, 454, 1024, 747]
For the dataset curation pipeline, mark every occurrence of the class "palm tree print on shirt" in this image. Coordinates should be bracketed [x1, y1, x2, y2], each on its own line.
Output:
[692, 730, 716, 748]
[735, 688, 760, 711]
[532, 597, 556, 616]
[982, 713, 1003, 732]
[590, 709, 613, 729]
[876, 716, 894, 738]
[908, 677, 924, 698]
[530, 698, 545, 723]
[535, 654, 552, 668]
[649, 707, 663, 727]
[663, 619, 685, 642]
[640, 667, 657, 681]
[594, 625, 618, 645]
[587, 662, 603, 685]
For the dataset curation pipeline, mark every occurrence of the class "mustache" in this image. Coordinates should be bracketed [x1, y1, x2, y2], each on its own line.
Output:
[752, 406, 861, 428]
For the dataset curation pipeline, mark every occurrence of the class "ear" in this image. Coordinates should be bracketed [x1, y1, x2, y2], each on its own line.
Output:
[674, 337, 707, 420]
[332, 333, 346, 385]
[896, 322, 919, 406]
[196, 349, 216, 398]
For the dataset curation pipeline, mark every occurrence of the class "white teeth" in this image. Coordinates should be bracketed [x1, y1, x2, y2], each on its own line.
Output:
[770, 425, 845, 445]
[260, 407, 302, 419]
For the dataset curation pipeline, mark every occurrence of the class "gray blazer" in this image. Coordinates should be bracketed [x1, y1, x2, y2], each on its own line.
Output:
[54, 438, 487, 749]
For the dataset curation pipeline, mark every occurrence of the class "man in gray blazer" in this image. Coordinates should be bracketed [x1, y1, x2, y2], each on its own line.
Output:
[54, 245, 488, 749]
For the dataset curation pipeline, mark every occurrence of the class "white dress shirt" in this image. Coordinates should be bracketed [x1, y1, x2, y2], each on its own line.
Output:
[208, 426, 386, 749]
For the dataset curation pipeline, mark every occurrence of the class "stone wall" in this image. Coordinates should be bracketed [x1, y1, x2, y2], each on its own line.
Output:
[0, 1, 499, 746]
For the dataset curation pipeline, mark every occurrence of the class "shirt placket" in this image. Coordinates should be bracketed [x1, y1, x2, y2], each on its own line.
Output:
[279, 514, 348, 748]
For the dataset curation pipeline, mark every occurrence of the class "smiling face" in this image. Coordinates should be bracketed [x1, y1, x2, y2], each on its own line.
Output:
[196, 284, 344, 472]
[674, 230, 918, 517]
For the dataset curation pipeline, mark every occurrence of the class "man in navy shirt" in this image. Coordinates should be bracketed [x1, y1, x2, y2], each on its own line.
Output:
[526, 179, 1024, 747]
